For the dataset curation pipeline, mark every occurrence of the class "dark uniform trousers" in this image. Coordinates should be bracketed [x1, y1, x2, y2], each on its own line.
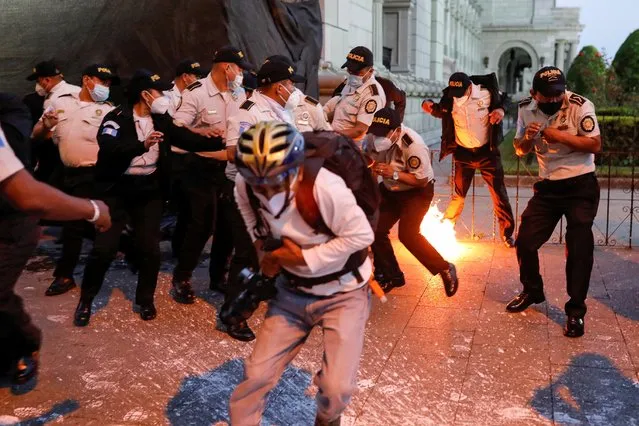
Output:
[173, 155, 228, 282]
[169, 152, 189, 256]
[445, 145, 515, 239]
[54, 166, 96, 279]
[372, 182, 449, 277]
[0, 215, 42, 370]
[516, 172, 600, 318]
[81, 175, 163, 306]
[209, 177, 259, 290]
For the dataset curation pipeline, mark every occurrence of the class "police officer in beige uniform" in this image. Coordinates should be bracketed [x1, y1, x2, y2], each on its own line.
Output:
[222, 59, 305, 342]
[27, 61, 81, 112]
[324, 46, 385, 145]
[164, 59, 206, 256]
[366, 107, 459, 296]
[262, 55, 331, 132]
[507, 67, 601, 338]
[171, 46, 253, 305]
[31, 64, 118, 297]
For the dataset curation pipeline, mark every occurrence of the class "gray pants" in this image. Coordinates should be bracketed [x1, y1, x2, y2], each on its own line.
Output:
[229, 282, 371, 425]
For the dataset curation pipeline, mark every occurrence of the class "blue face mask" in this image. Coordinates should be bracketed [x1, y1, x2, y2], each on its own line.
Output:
[347, 74, 364, 89]
[89, 83, 110, 102]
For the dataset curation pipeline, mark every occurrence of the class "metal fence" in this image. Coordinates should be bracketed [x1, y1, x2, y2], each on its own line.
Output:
[429, 149, 639, 249]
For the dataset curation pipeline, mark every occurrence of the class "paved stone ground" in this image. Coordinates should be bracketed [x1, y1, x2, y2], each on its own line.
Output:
[1, 235, 638, 425]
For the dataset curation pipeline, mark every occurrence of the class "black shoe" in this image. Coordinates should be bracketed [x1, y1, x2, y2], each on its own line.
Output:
[140, 304, 157, 321]
[440, 263, 459, 297]
[505, 292, 545, 313]
[377, 272, 405, 293]
[564, 316, 585, 338]
[74, 300, 92, 327]
[315, 415, 341, 426]
[503, 236, 515, 248]
[45, 277, 76, 296]
[11, 352, 38, 385]
[172, 279, 195, 304]
[227, 321, 256, 342]
[209, 279, 227, 294]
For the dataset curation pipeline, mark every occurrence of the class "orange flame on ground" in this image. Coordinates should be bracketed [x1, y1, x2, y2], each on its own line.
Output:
[419, 203, 463, 262]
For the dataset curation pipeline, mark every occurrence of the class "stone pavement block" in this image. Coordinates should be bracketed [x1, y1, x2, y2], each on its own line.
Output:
[394, 328, 473, 358]
[418, 283, 485, 309]
[473, 322, 549, 348]
[356, 353, 466, 426]
[454, 376, 553, 426]
[408, 306, 480, 331]
[466, 343, 551, 382]
[479, 298, 548, 326]
[546, 303, 625, 342]
[549, 338, 634, 371]
[484, 281, 522, 303]
[367, 295, 417, 339]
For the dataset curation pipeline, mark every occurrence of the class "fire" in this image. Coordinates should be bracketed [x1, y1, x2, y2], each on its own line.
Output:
[419, 202, 463, 261]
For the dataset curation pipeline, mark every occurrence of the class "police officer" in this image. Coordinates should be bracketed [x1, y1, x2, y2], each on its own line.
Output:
[222, 59, 306, 341]
[164, 58, 206, 256]
[422, 72, 516, 247]
[26, 61, 81, 184]
[31, 64, 118, 297]
[171, 45, 253, 304]
[366, 107, 459, 296]
[324, 46, 385, 145]
[263, 55, 331, 132]
[74, 69, 224, 327]
[507, 67, 601, 338]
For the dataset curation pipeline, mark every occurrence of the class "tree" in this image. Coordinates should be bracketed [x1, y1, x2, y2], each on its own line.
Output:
[566, 46, 606, 98]
[612, 29, 639, 93]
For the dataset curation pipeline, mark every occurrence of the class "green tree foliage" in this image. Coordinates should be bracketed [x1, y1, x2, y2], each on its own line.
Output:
[612, 29, 639, 93]
[566, 46, 606, 97]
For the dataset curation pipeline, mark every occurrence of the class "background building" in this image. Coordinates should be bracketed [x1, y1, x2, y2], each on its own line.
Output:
[319, 0, 583, 145]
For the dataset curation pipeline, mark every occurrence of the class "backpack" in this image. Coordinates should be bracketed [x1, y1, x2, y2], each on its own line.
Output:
[247, 130, 381, 286]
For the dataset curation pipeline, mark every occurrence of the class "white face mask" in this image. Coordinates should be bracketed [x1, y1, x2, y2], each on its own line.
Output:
[150, 95, 171, 114]
[89, 83, 110, 102]
[35, 83, 47, 97]
[374, 129, 398, 152]
[227, 67, 243, 91]
[347, 68, 372, 89]
[281, 85, 302, 112]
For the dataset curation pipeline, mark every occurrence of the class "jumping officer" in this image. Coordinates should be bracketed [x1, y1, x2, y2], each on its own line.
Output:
[366, 107, 459, 296]
[507, 66, 601, 338]
[422, 72, 516, 247]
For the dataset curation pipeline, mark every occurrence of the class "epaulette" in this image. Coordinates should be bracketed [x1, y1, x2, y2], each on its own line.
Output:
[58, 93, 74, 98]
[304, 95, 319, 106]
[369, 84, 379, 96]
[569, 93, 586, 106]
[176, 98, 183, 111]
[186, 81, 202, 91]
[518, 97, 532, 107]
[402, 133, 413, 146]
[240, 100, 255, 111]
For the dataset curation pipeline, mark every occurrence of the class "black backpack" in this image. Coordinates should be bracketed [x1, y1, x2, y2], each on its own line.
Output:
[247, 130, 381, 286]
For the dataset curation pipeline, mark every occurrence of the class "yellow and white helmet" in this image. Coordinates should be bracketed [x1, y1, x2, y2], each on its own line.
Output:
[235, 121, 305, 186]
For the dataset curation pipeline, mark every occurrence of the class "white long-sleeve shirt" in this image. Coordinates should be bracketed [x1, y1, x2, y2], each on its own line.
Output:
[234, 168, 374, 296]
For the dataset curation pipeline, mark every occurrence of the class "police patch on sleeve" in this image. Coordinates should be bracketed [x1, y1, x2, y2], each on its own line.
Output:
[239, 121, 252, 134]
[101, 127, 118, 137]
[365, 99, 377, 114]
[580, 116, 595, 133]
[408, 156, 421, 169]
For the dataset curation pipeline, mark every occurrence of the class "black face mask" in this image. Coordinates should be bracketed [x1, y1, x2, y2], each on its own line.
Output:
[538, 100, 563, 116]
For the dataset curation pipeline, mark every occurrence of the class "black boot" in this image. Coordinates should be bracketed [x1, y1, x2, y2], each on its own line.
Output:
[378, 272, 405, 293]
[505, 292, 545, 313]
[140, 304, 157, 321]
[440, 263, 459, 297]
[45, 277, 76, 296]
[227, 321, 256, 342]
[172, 279, 195, 304]
[11, 352, 38, 385]
[74, 300, 92, 327]
[564, 316, 585, 338]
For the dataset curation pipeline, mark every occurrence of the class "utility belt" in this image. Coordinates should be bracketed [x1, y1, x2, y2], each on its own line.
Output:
[280, 248, 368, 289]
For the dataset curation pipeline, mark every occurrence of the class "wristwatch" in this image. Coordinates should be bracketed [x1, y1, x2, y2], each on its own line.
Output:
[392, 171, 399, 181]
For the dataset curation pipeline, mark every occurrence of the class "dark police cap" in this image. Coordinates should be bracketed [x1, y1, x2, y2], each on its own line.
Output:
[128, 69, 172, 94]
[82, 64, 120, 85]
[264, 55, 294, 67]
[242, 70, 258, 91]
[257, 60, 305, 87]
[213, 45, 254, 70]
[533, 66, 566, 97]
[27, 60, 61, 81]
[368, 107, 401, 137]
[341, 46, 374, 72]
[448, 72, 471, 97]
[175, 59, 205, 78]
